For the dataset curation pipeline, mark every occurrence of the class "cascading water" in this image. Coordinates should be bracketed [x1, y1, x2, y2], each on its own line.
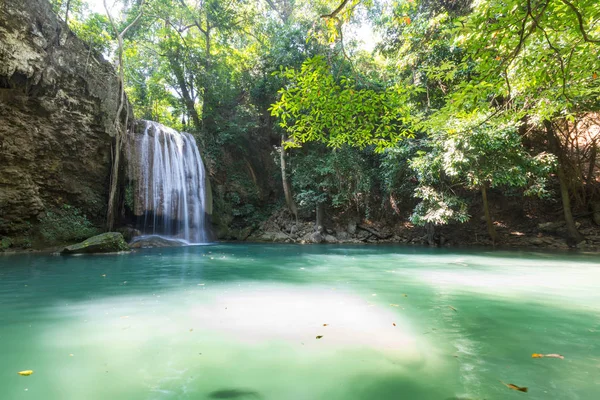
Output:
[130, 120, 209, 243]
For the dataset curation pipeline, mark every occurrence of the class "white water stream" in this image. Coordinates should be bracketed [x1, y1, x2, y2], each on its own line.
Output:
[132, 120, 208, 243]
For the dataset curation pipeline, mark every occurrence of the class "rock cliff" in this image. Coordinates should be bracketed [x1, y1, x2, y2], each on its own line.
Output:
[0, 0, 125, 237]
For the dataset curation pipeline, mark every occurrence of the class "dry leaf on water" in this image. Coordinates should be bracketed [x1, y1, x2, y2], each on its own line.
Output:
[532, 353, 564, 359]
[316, 336, 323, 339]
[392, 323, 396, 326]
[500, 381, 528, 392]
[323, 324, 328, 326]
[18, 370, 33, 376]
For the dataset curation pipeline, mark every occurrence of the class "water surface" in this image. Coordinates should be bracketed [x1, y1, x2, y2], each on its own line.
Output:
[1, 244, 599, 399]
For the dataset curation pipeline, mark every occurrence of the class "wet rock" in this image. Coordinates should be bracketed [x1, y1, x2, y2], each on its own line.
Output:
[537, 221, 566, 234]
[118, 227, 142, 242]
[324, 234, 337, 243]
[310, 232, 324, 243]
[129, 236, 186, 248]
[347, 221, 357, 234]
[336, 231, 349, 241]
[61, 232, 129, 254]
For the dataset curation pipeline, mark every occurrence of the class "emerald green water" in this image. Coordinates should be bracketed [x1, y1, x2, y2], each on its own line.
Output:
[1, 244, 599, 400]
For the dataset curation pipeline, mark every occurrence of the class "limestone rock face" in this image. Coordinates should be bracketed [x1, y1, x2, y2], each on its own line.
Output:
[61, 232, 129, 254]
[0, 0, 127, 235]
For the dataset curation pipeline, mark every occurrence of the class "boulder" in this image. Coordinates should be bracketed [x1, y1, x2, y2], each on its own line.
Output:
[129, 236, 186, 248]
[118, 227, 142, 242]
[537, 221, 566, 234]
[61, 232, 129, 254]
[324, 234, 338, 243]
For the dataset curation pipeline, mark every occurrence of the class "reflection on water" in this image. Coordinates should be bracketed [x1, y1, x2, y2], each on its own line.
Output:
[0, 244, 599, 400]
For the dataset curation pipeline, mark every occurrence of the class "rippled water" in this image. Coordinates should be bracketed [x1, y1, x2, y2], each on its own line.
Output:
[1, 244, 599, 399]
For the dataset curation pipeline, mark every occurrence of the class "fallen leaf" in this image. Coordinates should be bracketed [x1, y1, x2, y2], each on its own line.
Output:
[323, 324, 328, 326]
[594, 72, 598, 80]
[500, 381, 528, 392]
[448, 306, 457, 312]
[532, 353, 564, 359]
[18, 370, 33, 376]
[403, 294, 408, 297]
[392, 323, 396, 326]
[316, 335, 323, 339]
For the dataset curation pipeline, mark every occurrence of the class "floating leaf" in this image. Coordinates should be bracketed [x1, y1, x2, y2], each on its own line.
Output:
[500, 381, 528, 392]
[392, 323, 396, 326]
[316, 335, 323, 339]
[403, 294, 408, 297]
[323, 324, 328, 326]
[448, 306, 457, 312]
[532, 353, 564, 359]
[18, 370, 33, 376]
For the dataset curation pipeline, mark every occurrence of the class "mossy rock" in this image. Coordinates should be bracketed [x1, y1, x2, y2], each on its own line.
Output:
[61, 232, 130, 255]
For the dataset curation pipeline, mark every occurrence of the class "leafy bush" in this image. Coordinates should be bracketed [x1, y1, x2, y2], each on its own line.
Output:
[38, 204, 101, 244]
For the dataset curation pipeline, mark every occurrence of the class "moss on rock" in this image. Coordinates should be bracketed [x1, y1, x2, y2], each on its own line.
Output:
[61, 232, 130, 255]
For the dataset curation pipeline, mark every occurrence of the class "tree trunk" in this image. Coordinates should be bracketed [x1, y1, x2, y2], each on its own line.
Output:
[280, 134, 298, 222]
[104, 0, 144, 231]
[315, 201, 324, 232]
[169, 56, 201, 130]
[545, 120, 584, 243]
[481, 184, 498, 243]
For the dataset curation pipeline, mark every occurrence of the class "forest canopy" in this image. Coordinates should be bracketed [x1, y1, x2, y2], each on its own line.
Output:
[51, 0, 600, 243]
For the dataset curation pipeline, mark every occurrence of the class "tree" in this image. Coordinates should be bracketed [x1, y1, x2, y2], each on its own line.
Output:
[104, 0, 146, 231]
[411, 118, 555, 242]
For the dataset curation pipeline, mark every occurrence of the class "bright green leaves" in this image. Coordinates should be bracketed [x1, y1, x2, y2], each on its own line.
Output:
[270, 56, 419, 152]
[409, 116, 556, 226]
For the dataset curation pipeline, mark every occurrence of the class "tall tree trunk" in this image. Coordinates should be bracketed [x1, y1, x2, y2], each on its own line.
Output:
[545, 120, 584, 243]
[315, 201, 324, 232]
[104, 0, 145, 231]
[170, 55, 201, 130]
[280, 134, 298, 222]
[201, 23, 214, 137]
[481, 184, 498, 243]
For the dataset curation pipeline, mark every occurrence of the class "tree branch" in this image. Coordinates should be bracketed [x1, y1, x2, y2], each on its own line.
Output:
[560, 0, 600, 43]
[321, 0, 353, 19]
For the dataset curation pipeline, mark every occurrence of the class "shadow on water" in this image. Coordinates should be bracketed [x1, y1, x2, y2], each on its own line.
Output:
[207, 389, 261, 399]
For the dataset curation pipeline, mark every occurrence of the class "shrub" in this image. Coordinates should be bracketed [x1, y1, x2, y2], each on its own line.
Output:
[38, 204, 101, 244]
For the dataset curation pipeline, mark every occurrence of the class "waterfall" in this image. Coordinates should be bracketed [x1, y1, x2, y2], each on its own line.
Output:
[131, 120, 209, 243]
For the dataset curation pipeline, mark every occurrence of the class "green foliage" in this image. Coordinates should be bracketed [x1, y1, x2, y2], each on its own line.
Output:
[38, 205, 101, 245]
[70, 13, 113, 54]
[271, 56, 419, 152]
[410, 118, 556, 225]
[1, 236, 12, 251]
[291, 145, 377, 215]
